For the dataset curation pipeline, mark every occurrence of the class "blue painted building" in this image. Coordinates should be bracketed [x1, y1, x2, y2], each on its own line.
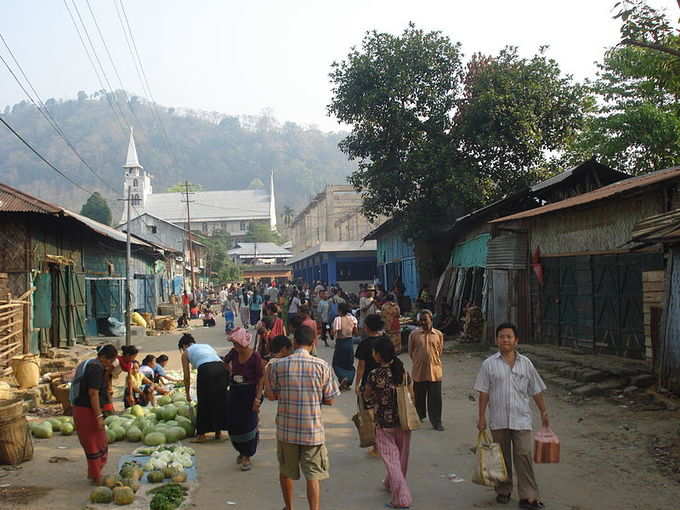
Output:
[288, 241, 377, 293]
[365, 220, 420, 301]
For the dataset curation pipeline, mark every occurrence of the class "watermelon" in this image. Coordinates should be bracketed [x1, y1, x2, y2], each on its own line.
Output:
[105, 415, 120, 427]
[111, 425, 126, 441]
[47, 418, 62, 432]
[31, 421, 53, 439]
[157, 395, 172, 406]
[164, 426, 185, 443]
[60, 422, 75, 435]
[159, 404, 177, 421]
[143, 432, 166, 446]
[126, 426, 143, 442]
[106, 428, 117, 444]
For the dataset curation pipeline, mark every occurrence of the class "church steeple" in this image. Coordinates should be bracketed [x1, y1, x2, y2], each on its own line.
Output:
[269, 169, 277, 231]
[123, 127, 143, 170]
[121, 128, 152, 223]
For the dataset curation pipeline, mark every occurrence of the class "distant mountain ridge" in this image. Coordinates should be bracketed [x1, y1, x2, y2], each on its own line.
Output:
[0, 91, 355, 216]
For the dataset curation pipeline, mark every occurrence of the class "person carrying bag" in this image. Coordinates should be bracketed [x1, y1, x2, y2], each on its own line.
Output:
[396, 372, 420, 432]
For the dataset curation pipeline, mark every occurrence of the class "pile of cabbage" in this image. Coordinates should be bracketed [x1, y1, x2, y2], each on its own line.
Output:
[29, 416, 76, 438]
[104, 391, 196, 445]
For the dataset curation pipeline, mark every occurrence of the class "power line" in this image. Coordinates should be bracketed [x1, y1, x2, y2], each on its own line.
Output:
[0, 115, 93, 194]
[0, 33, 118, 194]
[69, 0, 131, 129]
[62, 0, 128, 136]
[115, 0, 177, 163]
[83, 0, 144, 130]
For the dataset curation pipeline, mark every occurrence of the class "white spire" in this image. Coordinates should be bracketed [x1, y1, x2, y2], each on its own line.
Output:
[269, 169, 277, 231]
[123, 127, 143, 169]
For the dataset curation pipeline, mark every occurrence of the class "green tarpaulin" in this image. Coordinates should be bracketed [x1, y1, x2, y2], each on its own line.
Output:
[33, 273, 52, 329]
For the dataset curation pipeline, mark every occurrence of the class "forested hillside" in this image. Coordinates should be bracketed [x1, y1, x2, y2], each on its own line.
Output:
[0, 91, 355, 215]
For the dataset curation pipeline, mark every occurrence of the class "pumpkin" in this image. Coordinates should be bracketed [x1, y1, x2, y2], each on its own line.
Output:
[90, 486, 113, 503]
[147, 470, 165, 483]
[112, 486, 135, 505]
[121, 478, 140, 493]
[171, 471, 188, 483]
[101, 474, 120, 489]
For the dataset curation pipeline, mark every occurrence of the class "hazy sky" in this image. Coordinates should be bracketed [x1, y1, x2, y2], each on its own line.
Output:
[1, 0, 677, 132]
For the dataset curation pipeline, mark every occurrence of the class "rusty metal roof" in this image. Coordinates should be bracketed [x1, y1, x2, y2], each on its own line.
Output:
[491, 166, 680, 224]
[0, 182, 151, 248]
[0, 182, 62, 213]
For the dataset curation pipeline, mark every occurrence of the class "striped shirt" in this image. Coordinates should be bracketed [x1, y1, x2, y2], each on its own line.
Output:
[473, 352, 547, 431]
[268, 348, 341, 446]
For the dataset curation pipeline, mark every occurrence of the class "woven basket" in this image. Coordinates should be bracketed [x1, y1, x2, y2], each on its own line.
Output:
[0, 399, 33, 465]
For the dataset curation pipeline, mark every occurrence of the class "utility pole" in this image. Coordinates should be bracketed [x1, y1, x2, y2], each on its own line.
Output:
[125, 188, 132, 346]
[181, 181, 197, 293]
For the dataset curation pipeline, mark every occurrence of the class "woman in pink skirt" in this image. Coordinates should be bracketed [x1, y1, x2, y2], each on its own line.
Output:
[364, 336, 412, 509]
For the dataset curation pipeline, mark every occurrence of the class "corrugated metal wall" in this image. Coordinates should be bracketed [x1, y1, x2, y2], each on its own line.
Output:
[451, 234, 491, 268]
[660, 248, 680, 392]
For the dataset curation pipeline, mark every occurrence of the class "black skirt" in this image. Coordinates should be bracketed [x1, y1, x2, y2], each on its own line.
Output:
[196, 361, 229, 435]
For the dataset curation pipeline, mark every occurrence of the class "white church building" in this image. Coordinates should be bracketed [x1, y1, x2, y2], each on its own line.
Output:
[119, 129, 277, 242]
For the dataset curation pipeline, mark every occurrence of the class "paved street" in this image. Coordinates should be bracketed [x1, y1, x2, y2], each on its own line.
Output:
[5, 318, 677, 510]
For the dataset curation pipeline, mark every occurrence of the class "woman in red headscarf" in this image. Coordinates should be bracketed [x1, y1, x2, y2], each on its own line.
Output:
[223, 328, 265, 471]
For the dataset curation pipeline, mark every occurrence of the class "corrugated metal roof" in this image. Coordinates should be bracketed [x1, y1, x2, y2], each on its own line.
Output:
[141, 189, 271, 223]
[228, 242, 292, 257]
[492, 166, 680, 224]
[288, 240, 377, 265]
[0, 182, 62, 213]
[0, 181, 151, 248]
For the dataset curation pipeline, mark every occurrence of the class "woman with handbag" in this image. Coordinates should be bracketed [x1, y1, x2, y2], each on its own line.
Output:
[364, 336, 413, 509]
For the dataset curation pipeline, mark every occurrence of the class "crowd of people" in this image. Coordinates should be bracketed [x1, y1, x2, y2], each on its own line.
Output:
[69, 279, 550, 510]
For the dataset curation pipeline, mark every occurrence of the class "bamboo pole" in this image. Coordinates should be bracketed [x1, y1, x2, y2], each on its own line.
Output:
[0, 341, 22, 357]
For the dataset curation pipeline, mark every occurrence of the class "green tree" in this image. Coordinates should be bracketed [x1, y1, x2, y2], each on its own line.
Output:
[328, 24, 466, 236]
[566, 1, 680, 173]
[456, 47, 587, 201]
[329, 24, 586, 238]
[218, 261, 241, 283]
[244, 222, 280, 243]
[80, 192, 112, 225]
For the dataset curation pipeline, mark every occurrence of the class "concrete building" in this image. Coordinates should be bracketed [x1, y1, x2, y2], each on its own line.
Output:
[228, 242, 292, 265]
[120, 129, 277, 241]
[290, 185, 366, 254]
[289, 185, 378, 290]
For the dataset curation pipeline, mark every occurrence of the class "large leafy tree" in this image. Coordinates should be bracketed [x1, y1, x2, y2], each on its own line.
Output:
[329, 25, 586, 239]
[328, 24, 466, 237]
[80, 191, 112, 225]
[567, 1, 680, 173]
[244, 222, 281, 243]
[456, 47, 586, 201]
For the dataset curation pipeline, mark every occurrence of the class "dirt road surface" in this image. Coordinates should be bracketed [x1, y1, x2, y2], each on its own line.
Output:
[3, 320, 677, 510]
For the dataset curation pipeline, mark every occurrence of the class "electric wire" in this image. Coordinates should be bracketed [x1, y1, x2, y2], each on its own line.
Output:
[0, 115, 94, 194]
[69, 0, 131, 130]
[84, 0, 144, 131]
[115, 0, 177, 164]
[0, 34, 118, 194]
[62, 0, 128, 136]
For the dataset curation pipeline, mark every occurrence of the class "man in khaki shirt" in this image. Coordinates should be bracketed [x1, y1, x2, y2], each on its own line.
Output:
[408, 309, 444, 431]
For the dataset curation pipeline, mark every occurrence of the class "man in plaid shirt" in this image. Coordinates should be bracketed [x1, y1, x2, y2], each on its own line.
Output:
[267, 325, 340, 510]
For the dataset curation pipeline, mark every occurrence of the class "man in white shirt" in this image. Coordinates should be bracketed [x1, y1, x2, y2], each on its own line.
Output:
[359, 285, 378, 334]
[474, 322, 549, 510]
